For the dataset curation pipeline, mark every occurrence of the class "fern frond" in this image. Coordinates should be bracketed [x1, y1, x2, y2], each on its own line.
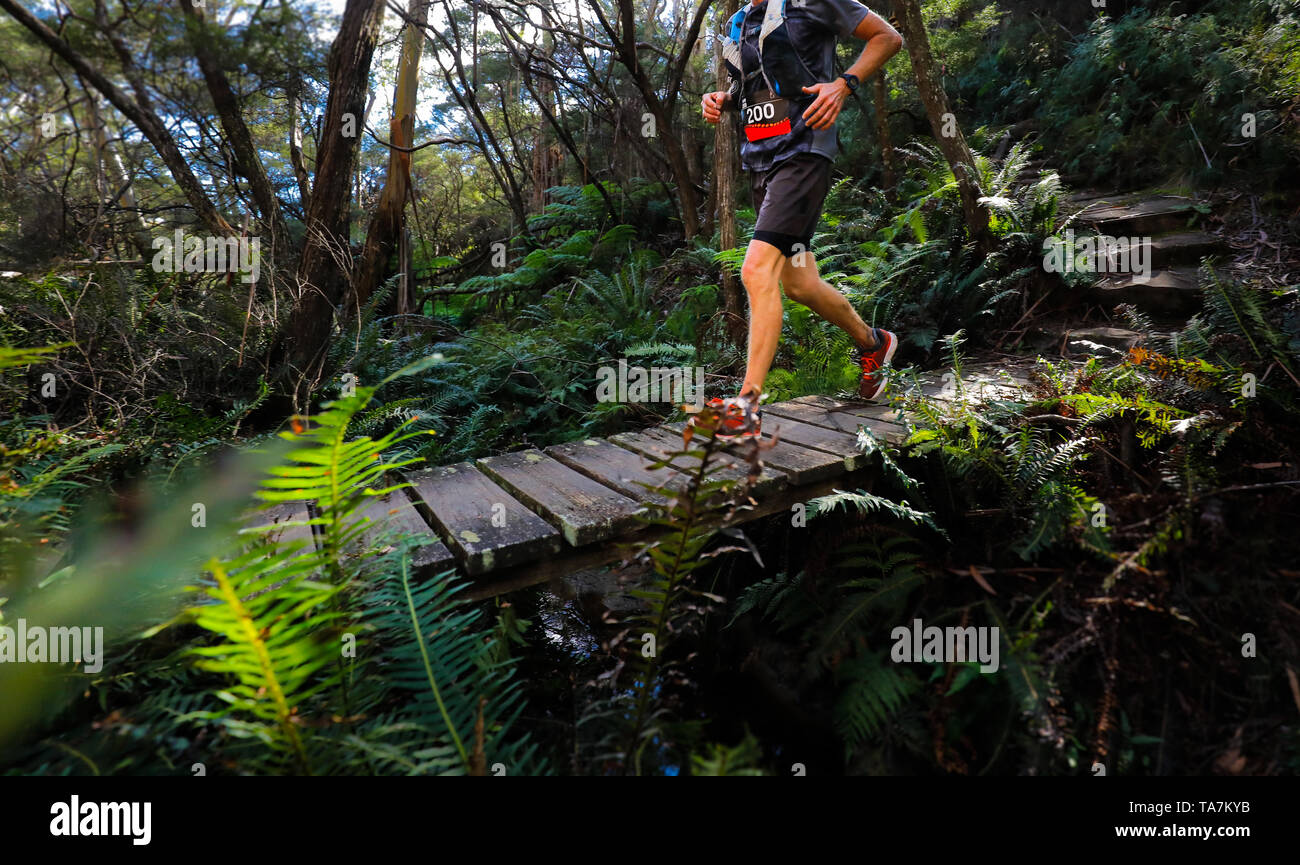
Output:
[808, 488, 946, 538]
[188, 554, 344, 774]
[833, 651, 920, 752]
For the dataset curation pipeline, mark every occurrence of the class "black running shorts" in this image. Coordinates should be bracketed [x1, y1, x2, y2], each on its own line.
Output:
[750, 153, 833, 258]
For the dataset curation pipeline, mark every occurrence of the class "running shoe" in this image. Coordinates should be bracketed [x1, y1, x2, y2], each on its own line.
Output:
[688, 394, 763, 441]
[851, 328, 899, 401]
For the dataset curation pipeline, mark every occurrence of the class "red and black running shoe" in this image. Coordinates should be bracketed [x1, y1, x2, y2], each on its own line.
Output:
[688, 394, 763, 441]
[851, 328, 899, 401]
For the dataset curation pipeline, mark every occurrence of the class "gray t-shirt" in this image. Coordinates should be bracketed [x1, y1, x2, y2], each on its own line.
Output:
[728, 0, 873, 172]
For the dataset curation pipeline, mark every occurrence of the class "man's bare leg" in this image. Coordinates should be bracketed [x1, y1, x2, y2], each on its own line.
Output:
[737, 238, 787, 399]
[779, 252, 876, 352]
[738, 243, 879, 399]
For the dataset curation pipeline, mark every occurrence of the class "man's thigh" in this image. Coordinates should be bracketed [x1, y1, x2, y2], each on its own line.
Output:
[751, 154, 832, 258]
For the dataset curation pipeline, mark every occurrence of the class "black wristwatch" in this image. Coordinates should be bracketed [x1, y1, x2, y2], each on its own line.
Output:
[840, 73, 859, 92]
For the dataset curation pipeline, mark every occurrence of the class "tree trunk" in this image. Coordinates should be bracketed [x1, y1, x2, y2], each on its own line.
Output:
[287, 76, 314, 216]
[873, 71, 897, 202]
[179, 0, 290, 270]
[713, 0, 746, 352]
[280, 0, 388, 409]
[530, 29, 558, 214]
[431, 5, 530, 235]
[590, 0, 712, 240]
[482, 3, 619, 221]
[635, 106, 699, 244]
[891, 0, 990, 251]
[399, 225, 413, 321]
[84, 87, 152, 260]
[353, 0, 430, 310]
[685, 32, 708, 234]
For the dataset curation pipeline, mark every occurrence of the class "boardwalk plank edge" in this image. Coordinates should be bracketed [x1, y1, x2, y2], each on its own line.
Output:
[464, 466, 880, 600]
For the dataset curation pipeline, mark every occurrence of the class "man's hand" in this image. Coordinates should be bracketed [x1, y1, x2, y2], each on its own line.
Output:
[800, 79, 850, 130]
[702, 90, 730, 124]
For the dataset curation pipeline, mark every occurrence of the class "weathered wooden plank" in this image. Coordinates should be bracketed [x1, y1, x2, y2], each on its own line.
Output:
[477, 449, 645, 547]
[242, 502, 317, 552]
[639, 425, 790, 494]
[660, 421, 846, 485]
[358, 491, 456, 575]
[766, 396, 909, 444]
[404, 462, 562, 576]
[546, 437, 687, 503]
[608, 427, 787, 496]
[757, 412, 870, 471]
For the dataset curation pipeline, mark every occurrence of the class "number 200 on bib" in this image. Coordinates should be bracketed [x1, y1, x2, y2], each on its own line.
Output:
[744, 101, 777, 124]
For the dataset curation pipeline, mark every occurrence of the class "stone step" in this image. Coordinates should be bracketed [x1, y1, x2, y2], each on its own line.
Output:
[1148, 231, 1223, 269]
[1074, 194, 1201, 236]
[1090, 266, 1201, 316]
[1054, 232, 1221, 277]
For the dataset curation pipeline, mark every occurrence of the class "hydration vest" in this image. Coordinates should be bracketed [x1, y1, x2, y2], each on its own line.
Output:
[721, 0, 821, 102]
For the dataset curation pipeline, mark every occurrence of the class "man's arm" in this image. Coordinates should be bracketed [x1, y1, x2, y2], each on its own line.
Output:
[845, 11, 904, 84]
[802, 10, 902, 131]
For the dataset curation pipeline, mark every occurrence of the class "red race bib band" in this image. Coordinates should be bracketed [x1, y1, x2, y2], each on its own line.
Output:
[745, 117, 792, 142]
[743, 91, 792, 142]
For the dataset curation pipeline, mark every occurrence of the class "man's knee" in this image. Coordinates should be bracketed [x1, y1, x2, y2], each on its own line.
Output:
[740, 255, 781, 295]
[781, 273, 811, 303]
[780, 261, 819, 303]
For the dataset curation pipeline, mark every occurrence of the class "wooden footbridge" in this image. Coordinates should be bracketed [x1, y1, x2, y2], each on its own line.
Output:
[245, 188, 1214, 599]
[252, 364, 1030, 600]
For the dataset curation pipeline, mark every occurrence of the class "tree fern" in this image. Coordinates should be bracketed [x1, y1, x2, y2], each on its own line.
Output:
[690, 733, 766, 776]
[834, 651, 920, 754]
[807, 488, 945, 537]
[351, 556, 543, 776]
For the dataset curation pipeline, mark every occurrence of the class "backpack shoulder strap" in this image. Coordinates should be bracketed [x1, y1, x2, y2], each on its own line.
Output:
[757, 0, 787, 55]
[727, 8, 746, 42]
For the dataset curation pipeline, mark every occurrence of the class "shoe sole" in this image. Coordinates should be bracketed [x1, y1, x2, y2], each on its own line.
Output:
[713, 429, 763, 441]
[859, 331, 898, 401]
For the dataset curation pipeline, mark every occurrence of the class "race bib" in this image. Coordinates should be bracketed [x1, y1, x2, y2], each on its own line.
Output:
[743, 90, 791, 142]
